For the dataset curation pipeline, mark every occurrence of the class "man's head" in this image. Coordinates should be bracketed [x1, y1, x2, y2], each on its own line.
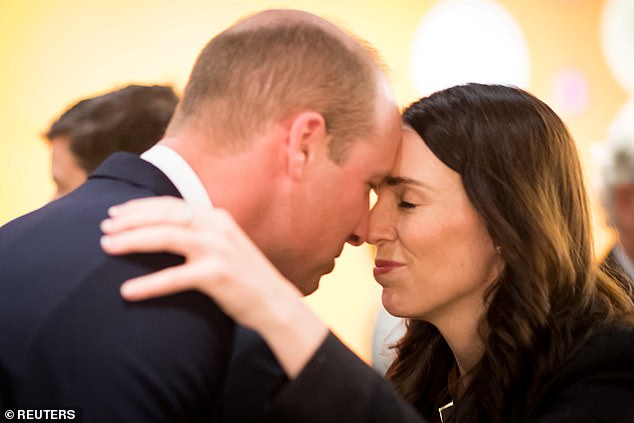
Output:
[167, 9, 401, 294]
[168, 9, 391, 162]
[45, 84, 179, 198]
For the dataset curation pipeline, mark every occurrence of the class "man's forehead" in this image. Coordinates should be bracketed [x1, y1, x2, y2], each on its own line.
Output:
[353, 131, 402, 177]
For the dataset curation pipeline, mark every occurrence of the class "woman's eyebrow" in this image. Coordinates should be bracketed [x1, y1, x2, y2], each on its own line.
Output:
[384, 176, 424, 187]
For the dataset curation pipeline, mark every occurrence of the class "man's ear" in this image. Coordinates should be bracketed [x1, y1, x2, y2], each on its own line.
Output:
[615, 184, 634, 229]
[286, 111, 327, 180]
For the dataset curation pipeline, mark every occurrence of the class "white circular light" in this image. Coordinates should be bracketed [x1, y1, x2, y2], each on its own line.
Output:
[601, 0, 634, 93]
[410, 0, 530, 96]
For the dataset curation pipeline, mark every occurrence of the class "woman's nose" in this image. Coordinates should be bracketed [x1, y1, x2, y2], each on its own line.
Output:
[368, 198, 395, 245]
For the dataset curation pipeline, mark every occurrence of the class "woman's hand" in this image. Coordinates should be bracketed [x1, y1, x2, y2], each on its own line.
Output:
[100, 196, 295, 328]
[100, 196, 328, 377]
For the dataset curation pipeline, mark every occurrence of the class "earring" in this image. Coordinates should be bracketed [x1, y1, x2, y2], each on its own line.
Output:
[495, 246, 502, 255]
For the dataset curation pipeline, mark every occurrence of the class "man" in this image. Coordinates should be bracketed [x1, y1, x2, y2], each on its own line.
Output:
[45, 84, 179, 199]
[597, 107, 634, 296]
[0, 9, 401, 422]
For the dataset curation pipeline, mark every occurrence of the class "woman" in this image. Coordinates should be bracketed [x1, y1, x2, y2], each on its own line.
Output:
[101, 84, 634, 422]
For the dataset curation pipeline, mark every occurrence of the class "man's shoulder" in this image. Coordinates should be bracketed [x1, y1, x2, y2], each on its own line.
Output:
[1, 234, 233, 421]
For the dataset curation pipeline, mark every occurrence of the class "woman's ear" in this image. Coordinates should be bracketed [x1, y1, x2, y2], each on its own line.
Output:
[286, 111, 327, 180]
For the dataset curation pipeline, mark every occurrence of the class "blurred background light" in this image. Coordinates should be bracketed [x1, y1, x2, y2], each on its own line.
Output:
[601, 0, 634, 94]
[410, 0, 530, 96]
[551, 67, 590, 117]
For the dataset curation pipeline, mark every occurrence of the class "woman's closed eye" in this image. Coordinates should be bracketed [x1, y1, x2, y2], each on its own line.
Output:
[398, 200, 417, 209]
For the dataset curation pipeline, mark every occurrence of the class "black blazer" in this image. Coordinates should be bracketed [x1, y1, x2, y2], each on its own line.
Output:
[239, 326, 634, 422]
[219, 328, 421, 423]
[0, 153, 233, 422]
[522, 325, 634, 422]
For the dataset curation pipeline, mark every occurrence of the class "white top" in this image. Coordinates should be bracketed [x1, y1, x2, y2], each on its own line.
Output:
[141, 144, 213, 210]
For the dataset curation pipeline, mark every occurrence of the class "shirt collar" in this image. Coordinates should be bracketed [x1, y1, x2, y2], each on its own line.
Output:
[141, 144, 213, 211]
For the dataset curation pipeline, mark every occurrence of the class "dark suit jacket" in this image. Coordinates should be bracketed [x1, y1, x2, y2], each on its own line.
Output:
[0, 153, 234, 422]
[227, 326, 634, 423]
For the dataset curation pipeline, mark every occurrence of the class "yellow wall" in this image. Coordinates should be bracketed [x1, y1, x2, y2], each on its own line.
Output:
[0, 0, 626, 361]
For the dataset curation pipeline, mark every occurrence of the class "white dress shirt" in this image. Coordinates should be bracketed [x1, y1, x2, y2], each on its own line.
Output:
[141, 144, 213, 210]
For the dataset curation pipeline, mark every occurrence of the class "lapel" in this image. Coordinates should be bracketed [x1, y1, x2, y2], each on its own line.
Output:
[88, 152, 182, 198]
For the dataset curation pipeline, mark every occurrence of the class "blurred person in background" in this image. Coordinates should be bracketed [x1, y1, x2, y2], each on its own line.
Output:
[44, 84, 179, 199]
[596, 107, 634, 295]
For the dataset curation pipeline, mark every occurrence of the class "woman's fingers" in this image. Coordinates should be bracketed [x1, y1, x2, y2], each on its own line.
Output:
[101, 225, 202, 257]
[101, 196, 195, 234]
[120, 264, 204, 301]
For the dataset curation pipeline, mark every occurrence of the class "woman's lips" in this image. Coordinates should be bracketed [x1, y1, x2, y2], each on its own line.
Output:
[373, 259, 405, 277]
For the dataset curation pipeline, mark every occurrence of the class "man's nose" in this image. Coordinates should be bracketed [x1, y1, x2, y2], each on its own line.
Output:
[347, 210, 370, 246]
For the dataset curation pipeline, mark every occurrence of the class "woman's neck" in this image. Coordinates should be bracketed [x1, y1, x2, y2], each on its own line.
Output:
[450, 331, 484, 393]
[432, 306, 487, 391]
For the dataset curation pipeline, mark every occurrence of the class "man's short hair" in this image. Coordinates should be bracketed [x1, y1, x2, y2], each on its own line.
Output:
[45, 84, 179, 173]
[169, 15, 382, 162]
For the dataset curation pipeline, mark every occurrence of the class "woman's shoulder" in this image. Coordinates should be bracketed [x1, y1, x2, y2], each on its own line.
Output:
[575, 323, 634, 361]
[556, 323, 634, 381]
[526, 323, 634, 421]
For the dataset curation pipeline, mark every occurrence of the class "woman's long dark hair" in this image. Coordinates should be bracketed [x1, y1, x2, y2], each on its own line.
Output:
[386, 84, 634, 422]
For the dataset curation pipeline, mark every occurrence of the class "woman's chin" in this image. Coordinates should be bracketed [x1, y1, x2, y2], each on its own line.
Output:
[381, 292, 407, 318]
